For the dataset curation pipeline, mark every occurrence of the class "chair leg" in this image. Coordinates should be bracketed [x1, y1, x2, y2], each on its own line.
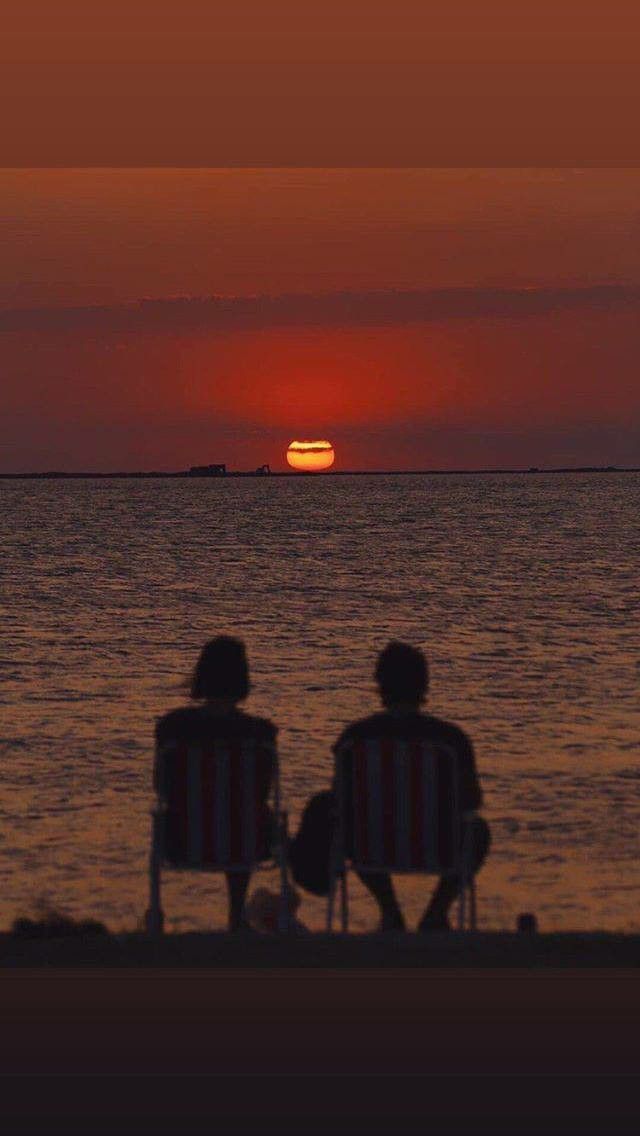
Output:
[327, 821, 341, 933]
[145, 815, 164, 936]
[458, 877, 466, 932]
[470, 878, 477, 932]
[277, 811, 290, 933]
[340, 871, 348, 933]
[327, 877, 335, 932]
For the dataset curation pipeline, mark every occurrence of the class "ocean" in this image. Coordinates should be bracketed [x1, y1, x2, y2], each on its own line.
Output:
[1, 472, 638, 933]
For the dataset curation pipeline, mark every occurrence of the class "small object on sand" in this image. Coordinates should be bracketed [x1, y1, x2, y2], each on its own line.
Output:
[517, 912, 538, 934]
[244, 886, 307, 934]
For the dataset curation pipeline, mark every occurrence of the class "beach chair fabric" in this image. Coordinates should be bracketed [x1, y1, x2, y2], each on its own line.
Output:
[329, 737, 476, 931]
[158, 739, 273, 868]
[146, 738, 286, 934]
[344, 738, 461, 873]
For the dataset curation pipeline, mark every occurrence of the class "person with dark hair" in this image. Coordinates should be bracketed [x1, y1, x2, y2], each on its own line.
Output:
[374, 640, 428, 706]
[289, 641, 490, 932]
[154, 636, 277, 931]
[189, 636, 251, 703]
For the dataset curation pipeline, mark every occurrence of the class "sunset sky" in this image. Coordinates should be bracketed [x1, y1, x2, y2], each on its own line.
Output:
[1, 167, 639, 472]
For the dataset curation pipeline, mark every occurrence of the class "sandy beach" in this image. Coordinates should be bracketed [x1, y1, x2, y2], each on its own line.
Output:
[0, 932, 636, 1076]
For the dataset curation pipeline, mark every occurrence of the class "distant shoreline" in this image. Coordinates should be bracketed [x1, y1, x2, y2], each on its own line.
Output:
[0, 465, 637, 480]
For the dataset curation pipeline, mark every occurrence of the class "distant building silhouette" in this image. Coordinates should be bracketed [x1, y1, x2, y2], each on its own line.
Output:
[188, 463, 227, 477]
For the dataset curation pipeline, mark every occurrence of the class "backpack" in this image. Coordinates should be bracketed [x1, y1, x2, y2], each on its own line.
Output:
[288, 790, 334, 896]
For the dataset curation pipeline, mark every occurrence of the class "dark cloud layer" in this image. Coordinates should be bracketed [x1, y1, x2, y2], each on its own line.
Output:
[2, 284, 639, 336]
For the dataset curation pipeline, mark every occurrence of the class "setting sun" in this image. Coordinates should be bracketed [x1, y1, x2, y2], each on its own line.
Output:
[286, 440, 336, 472]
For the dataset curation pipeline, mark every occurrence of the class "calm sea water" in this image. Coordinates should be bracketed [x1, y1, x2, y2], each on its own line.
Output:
[1, 473, 638, 933]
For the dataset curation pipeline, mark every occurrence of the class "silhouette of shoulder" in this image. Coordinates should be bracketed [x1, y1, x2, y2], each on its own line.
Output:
[156, 706, 277, 748]
[334, 710, 467, 749]
[334, 711, 482, 810]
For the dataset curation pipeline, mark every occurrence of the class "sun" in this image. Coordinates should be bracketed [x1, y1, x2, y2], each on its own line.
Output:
[286, 439, 335, 472]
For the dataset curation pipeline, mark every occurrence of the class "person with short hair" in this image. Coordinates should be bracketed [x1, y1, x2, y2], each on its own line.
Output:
[289, 641, 490, 932]
[154, 636, 277, 931]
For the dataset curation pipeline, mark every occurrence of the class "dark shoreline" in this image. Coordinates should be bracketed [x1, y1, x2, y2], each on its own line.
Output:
[1, 930, 638, 968]
[0, 466, 636, 480]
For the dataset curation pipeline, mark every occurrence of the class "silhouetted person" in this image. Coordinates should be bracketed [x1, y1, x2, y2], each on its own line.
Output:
[290, 642, 490, 931]
[154, 637, 277, 931]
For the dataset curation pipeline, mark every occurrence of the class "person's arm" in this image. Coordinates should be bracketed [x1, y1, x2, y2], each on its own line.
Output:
[458, 729, 483, 816]
[256, 723, 278, 803]
[330, 732, 348, 796]
[331, 733, 354, 837]
[153, 719, 174, 802]
[152, 723, 162, 796]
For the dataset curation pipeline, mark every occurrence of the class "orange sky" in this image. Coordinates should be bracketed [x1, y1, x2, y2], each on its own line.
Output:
[1, 168, 639, 471]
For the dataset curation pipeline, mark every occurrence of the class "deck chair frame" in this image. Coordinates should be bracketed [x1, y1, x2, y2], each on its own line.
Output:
[145, 739, 290, 935]
[327, 738, 477, 932]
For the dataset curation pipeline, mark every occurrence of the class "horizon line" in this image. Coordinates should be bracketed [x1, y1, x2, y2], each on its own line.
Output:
[0, 465, 635, 480]
[2, 282, 639, 335]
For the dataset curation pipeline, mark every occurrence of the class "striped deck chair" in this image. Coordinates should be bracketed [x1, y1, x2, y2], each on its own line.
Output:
[327, 737, 477, 932]
[145, 737, 289, 934]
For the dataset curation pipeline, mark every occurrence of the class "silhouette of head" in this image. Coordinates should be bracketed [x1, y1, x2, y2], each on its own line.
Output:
[375, 641, 428, 708]
[191, 636, 250, 702]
